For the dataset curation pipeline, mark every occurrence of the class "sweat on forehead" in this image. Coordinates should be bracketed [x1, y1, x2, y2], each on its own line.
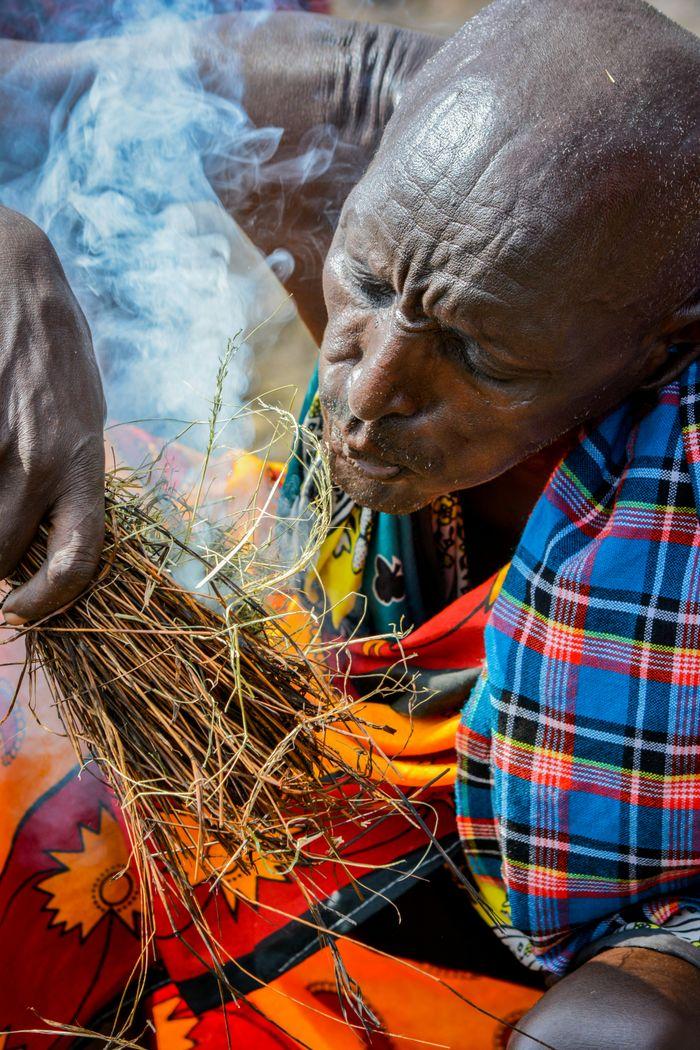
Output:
[355, 0, 699, 332]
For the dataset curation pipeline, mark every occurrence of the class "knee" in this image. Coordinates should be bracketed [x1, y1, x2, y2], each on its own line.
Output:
[509, 1001, 691, 1050]
[507, 960, 697, 1050]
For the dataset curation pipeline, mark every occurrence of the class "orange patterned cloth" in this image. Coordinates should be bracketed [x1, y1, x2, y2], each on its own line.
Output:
[0, 442, 541, 1047]
[0, 652, 540, 1047]
[144, 942, 541, 1049]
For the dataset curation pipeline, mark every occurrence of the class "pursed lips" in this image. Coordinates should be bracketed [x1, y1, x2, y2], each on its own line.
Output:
[329, 429, 404, 480]
[339, 452, 402, 480]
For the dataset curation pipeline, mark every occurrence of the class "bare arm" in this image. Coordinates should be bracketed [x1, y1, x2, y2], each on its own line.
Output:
[203, 14, 440, 339]
[0, 204, 105, 623]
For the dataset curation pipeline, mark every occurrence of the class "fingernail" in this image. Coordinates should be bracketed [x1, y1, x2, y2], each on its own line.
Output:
[3, 612, 26, 626]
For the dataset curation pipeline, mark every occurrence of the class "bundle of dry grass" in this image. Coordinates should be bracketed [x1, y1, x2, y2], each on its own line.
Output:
[1, 437, 532, 1050]
[7, 462, 389, 951]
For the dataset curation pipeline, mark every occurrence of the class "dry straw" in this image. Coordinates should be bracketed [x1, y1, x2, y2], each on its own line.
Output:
[0, 395, 551, 1050]
[2, 381, 401, 1011]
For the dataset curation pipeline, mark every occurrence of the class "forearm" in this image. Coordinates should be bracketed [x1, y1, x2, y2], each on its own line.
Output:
[0, 14, 437, 172]
[196, 13, 441, 338]
[207, 13, 438, 157]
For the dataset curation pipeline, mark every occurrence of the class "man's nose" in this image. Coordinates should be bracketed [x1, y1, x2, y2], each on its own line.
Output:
[346, 311, 424, 423]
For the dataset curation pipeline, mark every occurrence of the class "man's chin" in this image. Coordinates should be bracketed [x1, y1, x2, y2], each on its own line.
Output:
[329, 455, 432, 515]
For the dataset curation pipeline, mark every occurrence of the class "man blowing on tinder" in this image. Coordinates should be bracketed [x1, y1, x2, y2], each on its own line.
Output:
[0, 0, 698, 1045]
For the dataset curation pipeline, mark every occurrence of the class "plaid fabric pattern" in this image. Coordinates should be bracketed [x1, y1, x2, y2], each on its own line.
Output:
[456, 362, 700, 974]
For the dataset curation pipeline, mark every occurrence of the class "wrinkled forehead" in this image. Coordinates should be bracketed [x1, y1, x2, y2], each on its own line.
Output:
[355, 80, 511, 254]
[342, 60, 693, 368]
[343, 83, 579, 355]
[336, 0, 699, 385]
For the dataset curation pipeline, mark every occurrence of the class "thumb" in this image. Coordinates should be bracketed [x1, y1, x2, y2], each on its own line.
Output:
[4, 481, 105, 624]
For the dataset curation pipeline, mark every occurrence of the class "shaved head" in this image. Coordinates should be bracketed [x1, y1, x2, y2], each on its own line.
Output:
[319, 0, 700, 513]
[382, 0, 699, 331]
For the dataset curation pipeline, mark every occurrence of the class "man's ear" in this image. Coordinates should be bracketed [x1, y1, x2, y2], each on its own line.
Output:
[639, 290, 700, 392]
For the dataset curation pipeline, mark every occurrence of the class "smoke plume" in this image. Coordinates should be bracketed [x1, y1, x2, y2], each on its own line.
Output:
[0, 0, 323, 447]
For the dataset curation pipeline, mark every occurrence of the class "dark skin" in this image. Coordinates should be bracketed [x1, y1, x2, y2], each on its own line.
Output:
[0, 205, 105, 621]
[1, 2, 699, 1045]
[320, 3, 700, 518]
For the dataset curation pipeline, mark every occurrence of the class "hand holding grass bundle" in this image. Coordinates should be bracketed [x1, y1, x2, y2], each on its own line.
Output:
[4, 458, 391, 959]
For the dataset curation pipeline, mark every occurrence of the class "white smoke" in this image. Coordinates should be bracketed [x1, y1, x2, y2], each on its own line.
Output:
[0, 2, 312, 447]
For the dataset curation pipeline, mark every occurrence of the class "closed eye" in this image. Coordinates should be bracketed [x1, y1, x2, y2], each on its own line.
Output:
[442, 328, 513, 384]
[346, 260, 395, 307]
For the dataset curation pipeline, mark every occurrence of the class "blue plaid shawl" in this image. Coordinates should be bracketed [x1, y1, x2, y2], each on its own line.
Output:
[457, 362, 700, 974]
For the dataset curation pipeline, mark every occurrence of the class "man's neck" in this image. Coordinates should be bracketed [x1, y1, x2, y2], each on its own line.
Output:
[458, 435, 575, 584]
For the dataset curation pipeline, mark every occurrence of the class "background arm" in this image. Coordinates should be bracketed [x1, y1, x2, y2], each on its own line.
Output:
[0, 13, 440, 342]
